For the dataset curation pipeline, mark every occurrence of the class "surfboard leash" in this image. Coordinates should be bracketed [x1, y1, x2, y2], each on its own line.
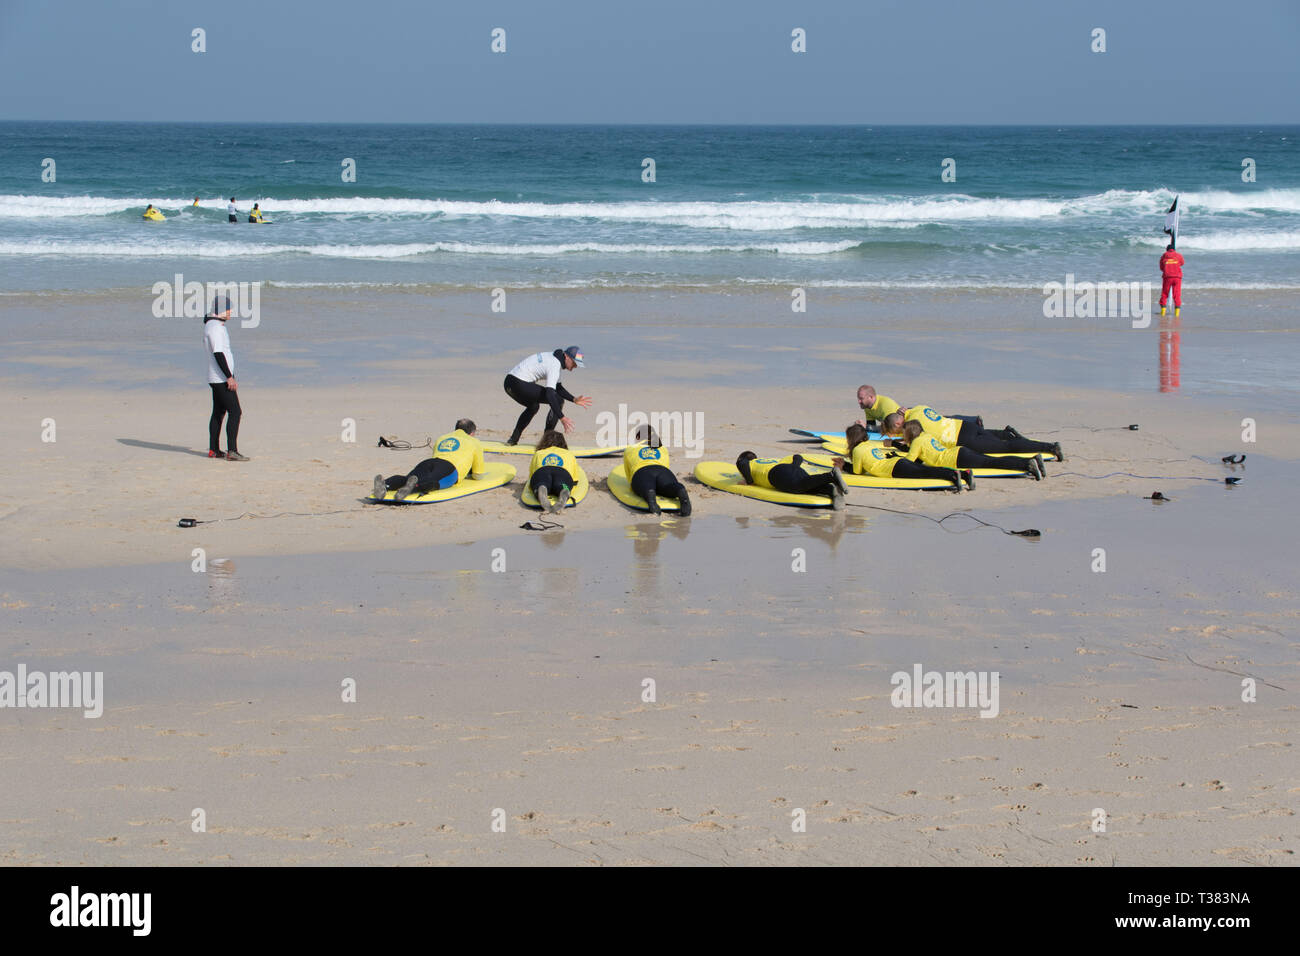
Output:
[378, 435, 433, 451]
[845, 503, 1040, 538]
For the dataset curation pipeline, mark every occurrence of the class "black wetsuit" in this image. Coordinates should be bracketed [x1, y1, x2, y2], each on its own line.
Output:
[739, 454, 839, 495]
[208, 348, 241, 455]
[529, 465, 573, 496]
[953, 447, 1036, 473]
[382, 457, 457, 494]
[630, 464, 687, 502]
[957, 421, 1054, 456]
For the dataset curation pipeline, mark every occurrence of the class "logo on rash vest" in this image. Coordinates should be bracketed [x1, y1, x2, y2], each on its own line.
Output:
[437, 437, 461, 453]
[871, 448, 890, 460]
[755, 458, 778, 464]
[929, 439, 946, 453]
[924, 408, 941, 422]
[542, 453, 564, 468]
[637, 447, 661, 460]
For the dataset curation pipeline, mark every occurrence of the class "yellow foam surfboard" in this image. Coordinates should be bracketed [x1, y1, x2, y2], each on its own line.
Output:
[608, 463, 682, 512]
[802, 453, 1026, 482]
[819, 438, 1041, 460]
[521, 464, 589, 509]
[367, 461, 515, 504]
[482, 440, 626, 459]
[142, 210, 165, 221]
[693, 460, 833, 508]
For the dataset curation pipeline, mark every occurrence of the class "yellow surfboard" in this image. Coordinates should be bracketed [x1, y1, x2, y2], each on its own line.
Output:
[608, 463, 683, 512]
[481, 440, 626, 459]
[521, 464, 589, 509]
[367, 461, 515, 504]
[819, 438, 1041, 461]
[802, 453, 1026, 481]
[693, 460, 834, 508]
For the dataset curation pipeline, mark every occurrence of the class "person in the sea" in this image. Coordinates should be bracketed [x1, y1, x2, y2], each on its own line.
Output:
[623, 425, 691, 516]
[227, 197, 238, 223]
[248, 203, 265, 223]
[528, 430, 580, 514]
[735, 451, 848, 509]
[1159, 243, 1184, 317]
[142, 204, 160, 219]
[832, 424, 966, 490]
[895, 421, 1043, 486]
[502, 347, 591, 446]
[881, 407, 1062, 461]
[373, 419, 485, 501]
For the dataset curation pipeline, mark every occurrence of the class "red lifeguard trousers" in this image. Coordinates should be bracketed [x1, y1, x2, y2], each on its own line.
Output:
[1160, 275, 1182, 308]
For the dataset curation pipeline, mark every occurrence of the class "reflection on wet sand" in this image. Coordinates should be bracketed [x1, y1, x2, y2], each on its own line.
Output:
[1159, 314, 1181, 393]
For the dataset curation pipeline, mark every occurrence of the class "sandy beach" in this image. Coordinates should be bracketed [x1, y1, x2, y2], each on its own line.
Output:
[1, 288, 1296, 866]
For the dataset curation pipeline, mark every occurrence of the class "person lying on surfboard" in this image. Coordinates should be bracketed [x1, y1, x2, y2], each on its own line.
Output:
[880, 408, 1062, 461]
[373, 418, 486, 501]
[855, 384, 983, 430]
[503, 347, 591, 446]
[735, 451, 848, 510]
[896, 421, 1043, 484]
[528, 431, 580, 514]
[832, 424, 966, 491]
[624, 425, 691, 516]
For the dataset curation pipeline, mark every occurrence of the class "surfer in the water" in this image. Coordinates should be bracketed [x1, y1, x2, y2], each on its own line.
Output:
[1159, 243, 1184, 317]
[373, 419, 486, 501]
[624, 425, 691, 516]
[248, 203, 265, 223]
[528, 431, 580, 514]
[736, 451, 848, 509]
[502, 347, 591, 446]
[227, 197, 238, 223]
[834, 424, 966, 490]
[881, 407, 1062, 461]
[897, 421, 1043, 484]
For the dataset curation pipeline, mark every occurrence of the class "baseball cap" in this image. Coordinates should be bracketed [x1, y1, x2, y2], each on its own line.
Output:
[565, 346, 585, 367]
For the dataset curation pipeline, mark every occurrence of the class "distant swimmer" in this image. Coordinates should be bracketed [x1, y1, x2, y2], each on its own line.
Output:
[248, 203, 265, 223]
[502, 347, 591, 446]
[142, 204, 164, 221]
[735, 451, 848, 509]
[624, 425, 691, 516]
[527, 431, 580, 514]
[203, 295, 247, 461]
[882, 407, 1062, 461]
[1159, 243, 1184, 317]
[897, 421, 1043, 485]
[227, 197, 238, 223]
[193, 197, 200, 207]
[373, 419, 485, 501]
[834, 424, 964, 490]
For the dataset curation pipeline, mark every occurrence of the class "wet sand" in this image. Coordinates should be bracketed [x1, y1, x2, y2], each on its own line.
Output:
[0, 288, 1296, 865]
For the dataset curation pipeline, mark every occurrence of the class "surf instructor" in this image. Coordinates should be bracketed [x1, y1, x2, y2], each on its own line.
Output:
[204, 295, 248, 461]
[502, 347, 591, 446]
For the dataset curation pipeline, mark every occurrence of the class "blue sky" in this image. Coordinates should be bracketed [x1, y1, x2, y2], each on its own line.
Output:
[1, 0, 1296, 123]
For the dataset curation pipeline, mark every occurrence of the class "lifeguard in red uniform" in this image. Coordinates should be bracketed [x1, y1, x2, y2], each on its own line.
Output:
[1159, 244, 1184, 317]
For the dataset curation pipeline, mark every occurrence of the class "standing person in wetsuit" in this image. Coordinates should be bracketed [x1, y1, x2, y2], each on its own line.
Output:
[373, 419, 486, 501]
[623, 425, 692, 516]
[882, 407, 1062, 461]
[528, 431, 579, 514]
[227, 197, 238, 223]
[833, 424, 965, 491]
[735, 451, 848, 509]
[896, 421, 1042, 487]
[203, 295, 248, 461]
[503, 347, 591, 446]
[1159, 243, 1184, 317]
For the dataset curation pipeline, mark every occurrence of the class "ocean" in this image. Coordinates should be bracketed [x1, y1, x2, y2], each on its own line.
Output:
[1, 123, 1297, 294]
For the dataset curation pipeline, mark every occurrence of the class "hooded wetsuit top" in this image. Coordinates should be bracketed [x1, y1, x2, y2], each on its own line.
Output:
[904, 406, 962, 446]
[623, 443, 670, 478]
[529, 446, 579, 478]
[850, 442, 903, 478]
[433, 430, 485, 479]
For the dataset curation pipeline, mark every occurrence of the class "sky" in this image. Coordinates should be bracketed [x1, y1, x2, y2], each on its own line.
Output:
[0, 0, 1297, 124]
